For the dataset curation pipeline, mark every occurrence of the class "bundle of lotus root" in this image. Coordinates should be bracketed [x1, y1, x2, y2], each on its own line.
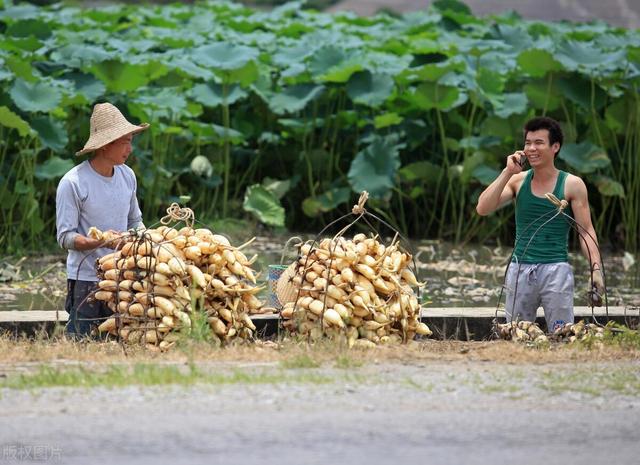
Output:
[496, 321, 548, 343]
[549, 320, 605, 343]
[280, 233, 432, 348]
[496, 319, 606, 344]
[91, 225, 263, 350]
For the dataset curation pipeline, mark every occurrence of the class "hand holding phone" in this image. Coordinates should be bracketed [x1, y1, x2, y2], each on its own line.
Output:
[506, 150, 527, 174]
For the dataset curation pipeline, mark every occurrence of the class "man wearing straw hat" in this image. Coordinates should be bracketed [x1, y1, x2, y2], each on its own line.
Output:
[476, 116, 605, 333]
[56, 102, 148, 338]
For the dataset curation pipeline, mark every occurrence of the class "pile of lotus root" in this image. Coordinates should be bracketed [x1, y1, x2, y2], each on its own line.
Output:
[280, 233, 432, 348]
[90, 226, 263, 350]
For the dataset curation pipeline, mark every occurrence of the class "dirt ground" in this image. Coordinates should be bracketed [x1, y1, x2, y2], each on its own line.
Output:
[1, 338, 639, 464]
[0, 349, 638, 464]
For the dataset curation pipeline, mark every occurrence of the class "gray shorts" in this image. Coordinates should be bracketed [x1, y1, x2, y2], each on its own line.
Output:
[504, 262, 574, 332]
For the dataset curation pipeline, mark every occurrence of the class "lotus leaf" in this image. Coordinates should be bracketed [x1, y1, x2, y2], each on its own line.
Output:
[10, 79, 61, 113]
[472, 164, 500, 186]
[90, 60, 168, 93]
[413, 82, 459, 111]
[0, 106, 32, 137]
[517, 49, 563, 78]
[243, 184, 285, 227]
[593, 175, 625, 198]
[559, 142, 611, 174]
[346, 71, 394, 108]
[348, 135, 402, 199]
[374, 112, 403, 129]
[34, 156, 74, 180]
[191, 83, 247, 108]
[30, 116, 69, 152]
[262, 177, 291, 200]
[302, 187, 351, 218]
[399, 161, 442, 185]
[191, 42, 259, 71]
[266, 84, 325, 115]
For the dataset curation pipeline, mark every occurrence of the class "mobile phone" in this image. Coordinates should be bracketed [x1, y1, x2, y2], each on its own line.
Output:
[518, 152, 529, 169]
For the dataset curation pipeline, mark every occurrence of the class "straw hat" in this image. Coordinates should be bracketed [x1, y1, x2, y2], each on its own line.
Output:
[75, 102, 149, 156]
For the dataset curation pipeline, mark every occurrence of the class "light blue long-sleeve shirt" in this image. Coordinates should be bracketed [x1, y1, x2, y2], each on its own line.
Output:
[56, 160, 143, 281]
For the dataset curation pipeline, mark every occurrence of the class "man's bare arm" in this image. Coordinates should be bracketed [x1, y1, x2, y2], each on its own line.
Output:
[476, 151, 527, 216]
[568, 176, 601, 268]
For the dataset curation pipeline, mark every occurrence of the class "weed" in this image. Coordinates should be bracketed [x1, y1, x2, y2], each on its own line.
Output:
[280, 353, 321, 369]
[538, 366, 640, 397]
[478, 383, 521, 394]
[403, 377, 434, 392]
[0, 363, 334, 390]
[334, 354, 364, 369]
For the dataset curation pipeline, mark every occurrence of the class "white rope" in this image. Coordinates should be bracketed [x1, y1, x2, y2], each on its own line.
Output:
[352, 191, 369, 215]
[160, 203, 195, 227]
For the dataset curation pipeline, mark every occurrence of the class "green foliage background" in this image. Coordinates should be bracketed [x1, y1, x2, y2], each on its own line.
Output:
[0, 0, 639, 252]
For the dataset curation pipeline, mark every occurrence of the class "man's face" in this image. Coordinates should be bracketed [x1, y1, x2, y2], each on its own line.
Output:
[524, 129, 559, 167]
[104, 134, 133, 165]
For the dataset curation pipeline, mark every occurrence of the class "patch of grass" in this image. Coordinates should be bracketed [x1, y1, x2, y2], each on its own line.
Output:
[538, 367, 640, 397]
[334, 354, 364, 369]
[176, 307, 220, 349]
[0, 363, 333, 390]
[403, 377, 434, 392]
[280, 353, 321, 369]
[604, 323, 640, 349]
[478, 383, 522, 394]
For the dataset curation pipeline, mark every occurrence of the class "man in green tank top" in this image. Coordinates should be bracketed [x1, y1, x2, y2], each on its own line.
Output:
[476, 117, 604, 332]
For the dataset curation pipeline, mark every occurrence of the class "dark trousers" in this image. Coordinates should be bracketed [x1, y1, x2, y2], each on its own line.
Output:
[65, 279, 113, 338]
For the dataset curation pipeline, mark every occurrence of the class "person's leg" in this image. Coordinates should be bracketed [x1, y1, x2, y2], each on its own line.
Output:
[504, 263, 540, 322]
[64, 279, 78, 337]
[73, 280, 110, 337]
[539, 263, 574, 333]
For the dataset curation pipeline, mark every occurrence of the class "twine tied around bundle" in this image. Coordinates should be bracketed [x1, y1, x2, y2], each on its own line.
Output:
[352, 191, 369, 215]
[161, 203, 195, 227]
[544, 192, 569, 212]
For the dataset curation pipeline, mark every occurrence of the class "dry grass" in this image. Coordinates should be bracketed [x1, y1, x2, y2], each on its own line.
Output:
[0, 332, 638, 369]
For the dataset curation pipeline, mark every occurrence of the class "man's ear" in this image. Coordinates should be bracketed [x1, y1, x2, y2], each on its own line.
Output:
[551, 142, 560, 155]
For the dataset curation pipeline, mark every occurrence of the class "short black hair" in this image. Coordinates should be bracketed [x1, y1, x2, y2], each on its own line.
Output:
[523, 116, 563, 156]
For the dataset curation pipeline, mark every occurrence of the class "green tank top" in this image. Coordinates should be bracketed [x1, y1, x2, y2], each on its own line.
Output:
[513, 170, 573, 264]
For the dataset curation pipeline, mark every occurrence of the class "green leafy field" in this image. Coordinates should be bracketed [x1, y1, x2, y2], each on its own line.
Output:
[0, 0, 638, 252]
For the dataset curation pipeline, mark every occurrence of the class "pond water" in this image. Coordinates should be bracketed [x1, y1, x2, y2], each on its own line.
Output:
[1, 237, 639, 312]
